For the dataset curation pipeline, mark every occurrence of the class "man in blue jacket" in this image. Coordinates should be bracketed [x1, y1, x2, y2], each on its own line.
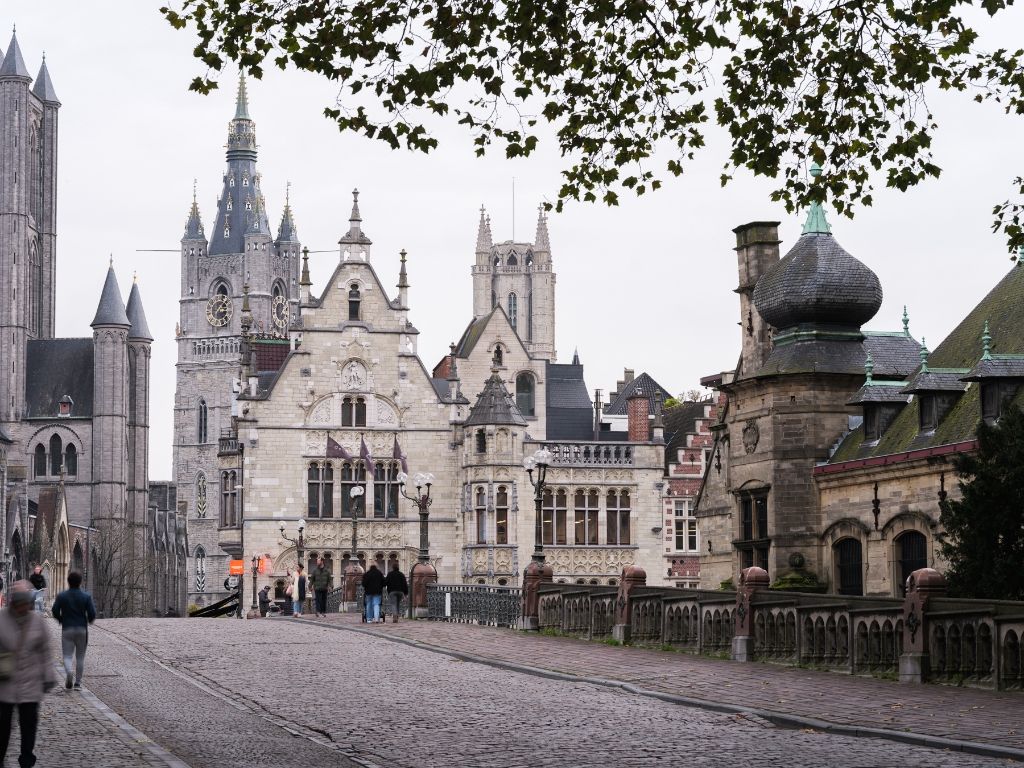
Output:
[51, 571, 97, 690]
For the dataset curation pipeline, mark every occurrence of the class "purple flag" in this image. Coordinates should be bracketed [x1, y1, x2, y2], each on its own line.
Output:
[359, 435, 376, 475]
[326, 434, 353, 461]
[392, 435, 409, 475]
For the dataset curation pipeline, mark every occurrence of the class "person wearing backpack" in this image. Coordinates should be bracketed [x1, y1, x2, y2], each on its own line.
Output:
[384, 563, 408, 622]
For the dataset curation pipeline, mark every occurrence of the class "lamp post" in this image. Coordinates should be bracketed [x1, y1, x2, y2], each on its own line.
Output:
[279, 518, 306, 571]
[250, 554, 261, 611]
[344, 486, 365, 611]
[398, 471, 436, 618]
[521, 447, 554, 630]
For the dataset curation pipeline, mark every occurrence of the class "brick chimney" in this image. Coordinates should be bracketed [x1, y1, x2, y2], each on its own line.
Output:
[733, 222, 780, 378]
[626, 393, 649, 442]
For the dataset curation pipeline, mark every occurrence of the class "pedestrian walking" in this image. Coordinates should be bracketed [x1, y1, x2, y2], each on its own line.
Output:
[27, 567, 45, 614]
[0, 580, 57, 768]
[384, 563, 408, 623]
[51, 570, 97, 691]
[258, 586, 272, 617]
[361, 563, 385, 623]
[309, 557, 332, 617]
[290, 565, 306, 617]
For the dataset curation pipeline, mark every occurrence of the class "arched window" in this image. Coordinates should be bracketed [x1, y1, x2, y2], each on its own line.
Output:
[542, 488, 567, 545]
[834, 538, 863, 596]
[355, 397, 366, 427]
[194, 546, 207, 592]
[197, 399, 208, 444]
[475, 429, 486, 454]
[49, 433, 63, 475]
[307, 462, 334, 518]
[214, 281, 229, 299]
[495, 486, 509, 545]
[34, 443, 46, 478]
[507, 293, 518, 329]
[507, 253, 517, 266]
[516, 373, 535, 417]
[195, 473, 208, 518]
[373, 461, 400, 519]
[475, 487, 487, 544]
[72, 541, 84, 574]
[574, 489, 599, 545]
[340, 462, 367, 517]
[348, 284, 361, 321]
[895, 531, 928, 596]
[606, 490, 631, 545]
[341, 397, 366, 427]
[65, 444, 77, 477]
[221, 470, 238, 527]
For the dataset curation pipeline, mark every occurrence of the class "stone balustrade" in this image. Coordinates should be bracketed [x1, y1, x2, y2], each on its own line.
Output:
[525, 441, 635, 467]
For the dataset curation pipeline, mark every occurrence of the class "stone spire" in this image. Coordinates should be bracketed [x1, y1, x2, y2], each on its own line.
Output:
[0, 29, 30, 80]
[299, 247, 312, 303]
[475, 205, 492, 253]
[339, 189, 372, 261]
[125, 280, 153, 342]
[801, 164, 832, 236]
[235, 71, 251, 120]
[184, 181, 205, 240]
[534, 205, 550, 251]
[32, 56, 59, 103]
[396, 249, 410, 308]
[276, 183, 299, 242]
[91, 263, 131, 328]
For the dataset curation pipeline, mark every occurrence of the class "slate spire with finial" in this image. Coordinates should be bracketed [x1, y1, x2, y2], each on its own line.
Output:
[125, 279, 153, 342]
[276, 182, 299, 243]
[982, 320, 992, 360]
[91, 261, 131, 328]
[864, 351, 874, 384]
[801, 163, 832, 235]
[32, 54, 60, 103]
[0, 28, 30, 80]
[919, 337, 929, 373]
[902, 306, 910, 337]
[184, 179, 205, 239]
[235, 71, 251, 120]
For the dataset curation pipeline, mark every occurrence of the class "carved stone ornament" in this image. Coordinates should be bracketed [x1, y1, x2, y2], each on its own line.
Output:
[742, 419, 760, 454]
[341, 361, 367, 391]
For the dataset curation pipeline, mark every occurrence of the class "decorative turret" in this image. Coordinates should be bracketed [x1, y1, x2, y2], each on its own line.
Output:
[0, 30, 30, 81]
[396, 249, 409, 308]
[475, 205, 493, 260]
[299, 247, 312, 304]
[183, 182, 206, 241]
[465, 368, 527, 427]
[125, 278, 153, 341]
[902, 305, 910, 337]
[32, 56, 59, 103]
[276, 184, 299, 243]
[919, 338, 929, 374]
[338, 189, 372, 262]
[533, 205, 550, 261]
[92, 261, 131, 329]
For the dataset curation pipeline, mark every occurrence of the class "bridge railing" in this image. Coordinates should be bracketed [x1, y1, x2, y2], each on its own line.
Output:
[427, 584, 522, 628]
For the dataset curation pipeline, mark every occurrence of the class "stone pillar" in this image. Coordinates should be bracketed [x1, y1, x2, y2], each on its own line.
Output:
[343, 558, 364, 613]
[612, 565, 647, 643]
[519, 559, 553, 630]
[899, 567, 947, 684]
[410, 560, 438, 619]
[731, 566, 769, 662]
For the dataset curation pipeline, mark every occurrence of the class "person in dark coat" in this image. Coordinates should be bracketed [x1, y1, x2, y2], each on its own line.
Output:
[258, 586, 272, 617]
[27, 567, 46, 613]
[51, 571, 97, 690]
[308, 557, 332, 618]
[384, 563, 408, 623]
[361, 564, 385, 623]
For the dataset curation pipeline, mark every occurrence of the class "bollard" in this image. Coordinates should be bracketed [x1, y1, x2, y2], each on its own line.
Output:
[611, 565, 647, 643]
[899, 567, 947, 684]
[410, 561, 438, 619]
[732, 566, 769, 662]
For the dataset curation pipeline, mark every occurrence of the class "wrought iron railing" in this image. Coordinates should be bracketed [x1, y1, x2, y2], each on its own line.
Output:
[427, 584, 522, 628]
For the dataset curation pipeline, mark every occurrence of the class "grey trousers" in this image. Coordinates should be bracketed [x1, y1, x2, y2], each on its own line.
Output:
[61, 627, 88, 682]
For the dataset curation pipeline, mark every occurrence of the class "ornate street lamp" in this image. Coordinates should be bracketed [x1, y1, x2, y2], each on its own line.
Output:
[521, 447, 554, 630]
[344, 486, 365, 611]
[250, 554, 261, 611]
[279, 518, 306, 569]
[398, 471, 437, 618]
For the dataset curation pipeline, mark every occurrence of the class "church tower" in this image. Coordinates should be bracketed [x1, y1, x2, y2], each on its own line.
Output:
[174, 75, 301, 606]
[0, 32, 59, 423]
[471, 205, 556, 361]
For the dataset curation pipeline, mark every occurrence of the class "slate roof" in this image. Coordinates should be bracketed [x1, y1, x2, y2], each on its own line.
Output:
[752, 232, 882, 330]
[0, 32, 30, 79]
[25, 339, 94, 417]
[91, 266, 130, 327]
[863, 334, 924, 378]
[453, 312, 494, 358]
[32, 60, 59, 103]
[604, 372, 672, 415]
[847, 383, 910, 405]
[900, 369, 969, 394]
[663, 400, 709, 471]
[252, 338, 289, 373]
[430, 377, 470, 404]
[465, 371, 527, 426]
[962, 355, 1024, 381]
[830, 263, 1024, 464]
[125, 282, 153, 341]
[753, 332, 921, 379]
[546, 361, 594, 440]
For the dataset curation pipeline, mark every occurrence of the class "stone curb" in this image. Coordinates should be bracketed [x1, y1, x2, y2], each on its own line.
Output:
[56, 664, 191, 768]
[293, 618, 1024, 764]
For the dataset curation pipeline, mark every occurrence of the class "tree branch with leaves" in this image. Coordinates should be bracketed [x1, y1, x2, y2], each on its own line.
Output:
[161, 0, 1024, 249]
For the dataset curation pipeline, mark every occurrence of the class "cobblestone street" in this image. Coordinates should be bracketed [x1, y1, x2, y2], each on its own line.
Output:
[30, 617, 1017, 768]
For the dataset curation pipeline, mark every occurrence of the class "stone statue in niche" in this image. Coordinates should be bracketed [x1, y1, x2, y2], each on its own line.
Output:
[402, 335, 414, 354]
[342, 361, 366, 391]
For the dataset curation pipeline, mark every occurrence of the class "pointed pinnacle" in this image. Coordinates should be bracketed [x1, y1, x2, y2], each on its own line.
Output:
[300, 248, 312, 286]
[919, 337, 929, 373]
[982, 320, 992, 360]
[864, 351, 874, 384]
[902, 305, 910, 336]
[350, 188, 361, 221]
[235, 71, 251, 120]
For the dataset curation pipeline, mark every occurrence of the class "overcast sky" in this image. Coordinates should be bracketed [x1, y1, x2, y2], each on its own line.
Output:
[6, 2, 1024, 479]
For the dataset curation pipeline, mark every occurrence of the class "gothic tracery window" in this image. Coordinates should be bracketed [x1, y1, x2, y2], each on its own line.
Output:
[307, 461, 334, 518]
[195, 473, 208, 518]
[516, 373, 535, 417]
[197, 399, 208, 444]
[49, 433, 63, 475]
[195, 546, 207, 592]
[507, 292, 518, 329]
[64, 444, 77, 477]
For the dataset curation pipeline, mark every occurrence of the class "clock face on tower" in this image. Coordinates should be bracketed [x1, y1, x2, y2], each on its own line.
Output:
[272, 295, 290, 329]
[206, 294, 233, 327]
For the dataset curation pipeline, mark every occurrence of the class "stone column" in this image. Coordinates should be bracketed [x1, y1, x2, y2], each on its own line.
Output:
[899, 567, 947, 684]
[343, 557, 364, 613]
[410, 560, 438, 618]
[519, 559, 554, 630]
[612, 565, 647, 643]
[731, 566, 769, 662]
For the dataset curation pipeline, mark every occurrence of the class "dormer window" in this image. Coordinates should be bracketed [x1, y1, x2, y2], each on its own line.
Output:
[229, 177, 235, 188]
[918, 393, 959, 432]
[242, 175, 250, 187]
[58, 395, 73, 417]
[226, 198, 233, 211]
[245, 200, 252, 211]
[981, 381, 1018, 423]
[864, 406, 880, 441]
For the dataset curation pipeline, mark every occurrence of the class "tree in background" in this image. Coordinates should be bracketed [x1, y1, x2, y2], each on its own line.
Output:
[162, 0, 1024, 248]
[939, 405, 1024, 601]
